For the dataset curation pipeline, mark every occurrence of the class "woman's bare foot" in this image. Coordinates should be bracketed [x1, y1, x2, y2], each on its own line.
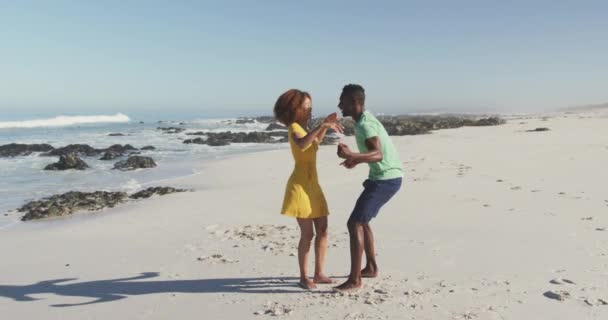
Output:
[360, 267, 378, 278]
[313, 274, 334, 284]
[298, 278, 317, 290]
[333, 279, 362, 292]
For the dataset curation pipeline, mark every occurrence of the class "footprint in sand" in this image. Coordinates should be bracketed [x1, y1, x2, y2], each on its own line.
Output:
[584, 298, 608, 307]
[197, 254, 239, 264]
[549, 278, 575, 285]
[544, 290, 571, 301]
[254, 302, 293, 316]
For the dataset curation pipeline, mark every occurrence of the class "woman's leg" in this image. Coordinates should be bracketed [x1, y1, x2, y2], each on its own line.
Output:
[312, 216, 333, 283]
[296, 218, 316, 289]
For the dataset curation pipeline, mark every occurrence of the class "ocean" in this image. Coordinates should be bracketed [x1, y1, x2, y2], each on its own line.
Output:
[0, 112, 289, 228]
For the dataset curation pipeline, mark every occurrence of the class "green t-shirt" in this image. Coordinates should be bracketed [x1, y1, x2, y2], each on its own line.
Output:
[354, 111, 404, 180]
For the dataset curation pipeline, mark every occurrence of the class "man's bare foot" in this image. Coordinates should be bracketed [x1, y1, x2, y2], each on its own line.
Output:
[361, 267, 378, 278]
[313, 274, 334, 284]
[333, 280, 362, 292]
[298, 278, 317, 290]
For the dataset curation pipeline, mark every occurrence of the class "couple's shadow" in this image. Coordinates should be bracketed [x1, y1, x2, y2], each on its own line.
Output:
[0, 272, 316, 307]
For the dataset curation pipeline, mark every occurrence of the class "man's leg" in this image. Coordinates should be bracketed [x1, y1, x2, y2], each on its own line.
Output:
[334, 220, 364, 291]
[361, 223, 378, 278]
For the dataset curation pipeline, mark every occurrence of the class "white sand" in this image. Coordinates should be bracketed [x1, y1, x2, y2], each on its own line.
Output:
[1, 112, 608, 319]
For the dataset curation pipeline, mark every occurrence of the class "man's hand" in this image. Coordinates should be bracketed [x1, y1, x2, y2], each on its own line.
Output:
[337, 143, 351, 159]
[340, 158, 358, 169]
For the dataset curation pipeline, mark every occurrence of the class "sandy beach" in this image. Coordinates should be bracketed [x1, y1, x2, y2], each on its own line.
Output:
[1, 111, 607, 319]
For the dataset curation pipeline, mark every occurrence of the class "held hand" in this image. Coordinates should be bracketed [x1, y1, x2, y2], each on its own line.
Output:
[337, 143, 351, 159]
[325, 122, 344, 134]
[323, 112, 338, 124]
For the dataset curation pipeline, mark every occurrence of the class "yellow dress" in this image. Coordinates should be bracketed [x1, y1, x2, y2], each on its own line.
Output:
[280, 122, 329, 219]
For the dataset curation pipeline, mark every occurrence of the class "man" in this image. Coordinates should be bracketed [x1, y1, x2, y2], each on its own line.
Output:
[335, 84, 403, 291]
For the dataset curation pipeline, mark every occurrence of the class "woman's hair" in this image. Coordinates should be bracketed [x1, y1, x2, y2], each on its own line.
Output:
[273, 89, 311, 125]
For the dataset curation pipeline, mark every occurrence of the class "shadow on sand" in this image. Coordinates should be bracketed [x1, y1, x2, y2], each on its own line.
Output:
[0, 272, 306, 307]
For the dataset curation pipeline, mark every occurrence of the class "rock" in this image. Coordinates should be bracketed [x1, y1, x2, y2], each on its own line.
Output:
[100, 151, 122, 160]
[99, 144, 138, 160]
[43, 144, 101, 157]
[44, 154, 89, 170]
[185, 131, 206, 136]
[157, 127, 185, 134]
[184, 132, 280, 145]
[313, 115, 505, 136]
[265, 123, 287, 131]
[108, 133, 124, 136]
[113, 156, 157, 171]
[235, 118, 255, 124]
[141, 146, 156, 150]
[183, 137, 206, 144]
[19, 191, 128, 221]
[129, 186, 188, 199]
[0, 143, 55, 157]
[206, 137, 230, 146]
[526, 127, 550, 132]
[104, 144, 138, 154]
[253, 116, 275, 123]
[139, 121, 145, 124]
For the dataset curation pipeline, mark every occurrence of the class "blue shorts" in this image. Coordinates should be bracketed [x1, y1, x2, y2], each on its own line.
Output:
[348, 178, 402, 224]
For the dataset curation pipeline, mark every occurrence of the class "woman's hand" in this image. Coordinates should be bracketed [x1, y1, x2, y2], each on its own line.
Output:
[323, 112, 339, 124]
[324, 122, 344, 134]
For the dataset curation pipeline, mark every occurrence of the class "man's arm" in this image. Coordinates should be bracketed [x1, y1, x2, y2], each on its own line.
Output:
[337, 137, 383, 168]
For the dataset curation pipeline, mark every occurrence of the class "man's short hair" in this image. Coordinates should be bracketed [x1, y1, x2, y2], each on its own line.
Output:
[340, 84, 365, 105]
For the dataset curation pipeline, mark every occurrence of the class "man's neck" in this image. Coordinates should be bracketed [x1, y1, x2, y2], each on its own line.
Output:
[353, 108, 365, 122]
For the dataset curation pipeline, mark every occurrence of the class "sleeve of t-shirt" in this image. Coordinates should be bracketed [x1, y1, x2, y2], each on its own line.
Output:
[360, 121, 380, 140]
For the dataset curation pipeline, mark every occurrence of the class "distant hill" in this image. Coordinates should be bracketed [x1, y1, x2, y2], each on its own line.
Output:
[562, 102, 608, 112]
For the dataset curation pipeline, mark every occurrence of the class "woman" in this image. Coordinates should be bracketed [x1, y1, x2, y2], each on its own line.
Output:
[273, 89, 344, 289]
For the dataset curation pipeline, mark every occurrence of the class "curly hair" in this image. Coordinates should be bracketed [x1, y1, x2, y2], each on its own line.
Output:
[273, 89, 311, 126]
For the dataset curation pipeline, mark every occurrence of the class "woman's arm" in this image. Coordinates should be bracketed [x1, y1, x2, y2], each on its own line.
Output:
[292, 122, 342, 150]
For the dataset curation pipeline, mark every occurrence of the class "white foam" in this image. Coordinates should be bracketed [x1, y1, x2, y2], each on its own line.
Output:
[0, 113, 130, 129]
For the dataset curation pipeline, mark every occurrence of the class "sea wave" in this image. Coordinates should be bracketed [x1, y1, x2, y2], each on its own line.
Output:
[0, 113, 130, 129]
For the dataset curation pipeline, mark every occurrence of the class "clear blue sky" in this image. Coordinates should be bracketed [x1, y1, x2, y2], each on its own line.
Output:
[1, 0, 607, 116]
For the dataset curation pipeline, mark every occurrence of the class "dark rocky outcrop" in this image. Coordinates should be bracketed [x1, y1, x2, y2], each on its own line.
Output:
[18, 186, 188, 221]
[157, 127, 185, 134]
[19, 191, 128, 221]
[183, 131, 283, 146]
[105, 144, 138, 154]
[141, 146, 156, 150]
[100, 151, 122, 160]
[99, 144, 139, 160]
[108, 133, 125, 136]
[328, 115, 505, 136]
[44, 154, 89, 170]
[183, 137, 206, 144]
[42, 144, 101, 157]
[113, 156, 157, 170]
[129, 186, 188, 199]
[0, 143, 55, 157]
[265, 123, 287, 131]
